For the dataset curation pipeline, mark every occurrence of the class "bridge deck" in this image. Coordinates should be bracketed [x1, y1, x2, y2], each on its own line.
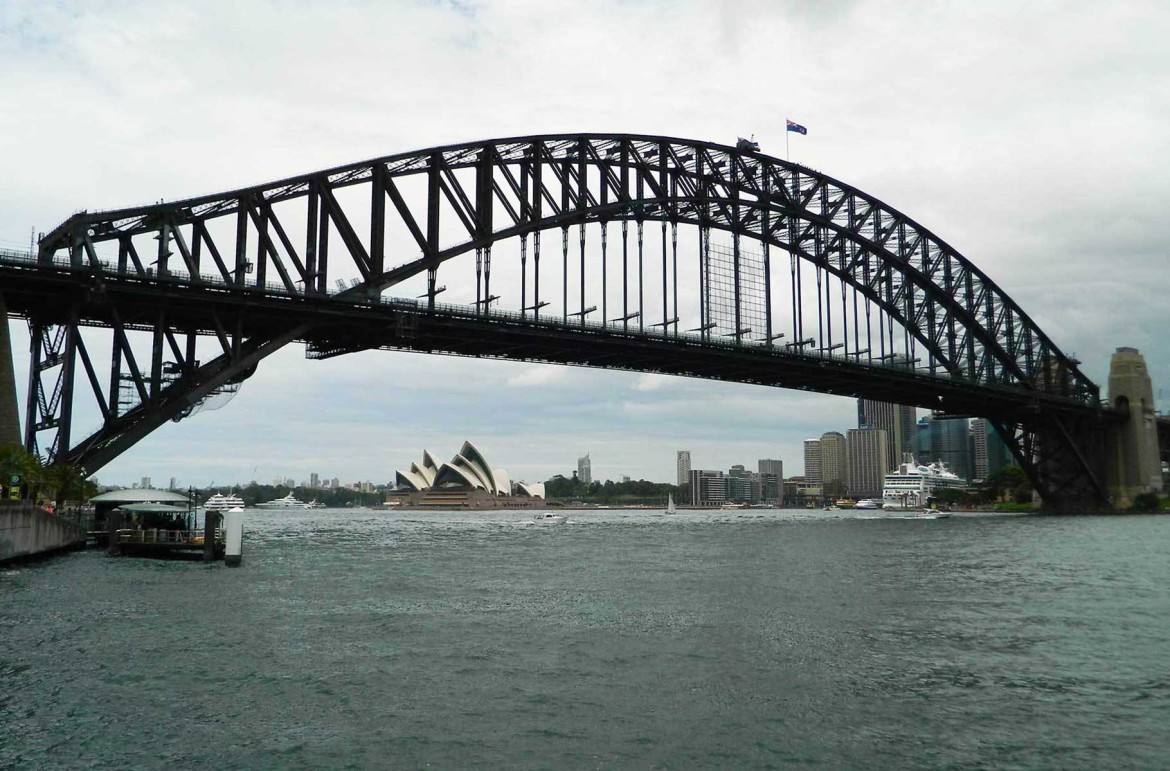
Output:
[1, 248, 1115, 426]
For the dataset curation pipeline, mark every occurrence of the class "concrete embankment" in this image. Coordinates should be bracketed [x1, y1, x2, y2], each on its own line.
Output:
[0, 503, 87, 564]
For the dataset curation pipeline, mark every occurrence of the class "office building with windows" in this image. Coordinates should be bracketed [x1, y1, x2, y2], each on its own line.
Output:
[677, 450, 692, 486]
[577, 454, 592, 486]
[845, 427, 888, 498]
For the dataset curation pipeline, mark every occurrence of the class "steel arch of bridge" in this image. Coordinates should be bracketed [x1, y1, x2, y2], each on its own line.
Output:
[10, 133, 1112, 506]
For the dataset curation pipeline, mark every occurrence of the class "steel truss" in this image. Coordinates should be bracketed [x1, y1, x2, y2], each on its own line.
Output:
[3, 134, 1113, 508]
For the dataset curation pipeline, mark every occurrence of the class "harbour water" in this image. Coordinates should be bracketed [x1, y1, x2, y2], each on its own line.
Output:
[2, 508, 1168, 768]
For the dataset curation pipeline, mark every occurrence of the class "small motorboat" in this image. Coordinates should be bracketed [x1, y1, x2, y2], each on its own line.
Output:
[533, 513, 568, 525]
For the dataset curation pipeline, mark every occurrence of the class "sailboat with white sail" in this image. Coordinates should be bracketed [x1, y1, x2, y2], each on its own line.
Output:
[666, 493, 677, 514]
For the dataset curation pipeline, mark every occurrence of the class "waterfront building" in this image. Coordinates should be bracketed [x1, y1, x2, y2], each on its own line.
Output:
[677, 450, 692, 486]
[784, 476, 821, 507]
[689, 469, 727, 507]
[728, 465, 761, 503]
[758, 459, 783, 504]
[310, 472, 320, 489]
[858, 398, 915, 472]
[803, 439, 822, 486]
[819, 431, 847, 499]
[759, 473, 780, 504]
[845, 428, 888, 499]
[391, 441, 540, 508]
[577, 454, 592, 486]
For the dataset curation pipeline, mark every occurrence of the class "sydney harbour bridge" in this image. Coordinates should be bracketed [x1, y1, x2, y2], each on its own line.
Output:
[0, 134, 1163, 510]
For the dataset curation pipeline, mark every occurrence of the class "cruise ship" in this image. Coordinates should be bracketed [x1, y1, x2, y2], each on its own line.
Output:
[202, 492, 246, 512]
[882, 456, 967, 509]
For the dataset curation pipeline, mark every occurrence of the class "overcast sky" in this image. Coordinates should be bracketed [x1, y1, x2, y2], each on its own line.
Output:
[1, 0, 1167, 489]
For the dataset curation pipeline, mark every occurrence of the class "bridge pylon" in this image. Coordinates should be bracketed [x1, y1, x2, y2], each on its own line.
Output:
[0, 293, 21, 447]
[1105, 347, 1163, 505]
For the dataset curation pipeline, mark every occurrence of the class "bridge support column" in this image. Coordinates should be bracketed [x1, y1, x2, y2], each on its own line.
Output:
[1106, 347, 1163, 506]
[0, 293, 21, 447]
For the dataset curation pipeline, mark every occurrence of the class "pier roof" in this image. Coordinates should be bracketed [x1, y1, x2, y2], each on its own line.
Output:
[89, 488, 192, 505]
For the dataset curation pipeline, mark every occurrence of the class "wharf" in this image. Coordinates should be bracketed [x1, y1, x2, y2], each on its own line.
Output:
[106, 527, 225, 560]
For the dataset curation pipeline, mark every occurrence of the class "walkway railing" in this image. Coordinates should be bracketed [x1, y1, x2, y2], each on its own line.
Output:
[112, 528, 222, 545]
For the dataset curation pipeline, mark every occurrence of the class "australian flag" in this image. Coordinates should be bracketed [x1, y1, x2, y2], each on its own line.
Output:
[786, 119, 808, 135]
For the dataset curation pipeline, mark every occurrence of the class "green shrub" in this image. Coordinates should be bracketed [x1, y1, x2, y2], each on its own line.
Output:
[1131, 492, 1162, 512]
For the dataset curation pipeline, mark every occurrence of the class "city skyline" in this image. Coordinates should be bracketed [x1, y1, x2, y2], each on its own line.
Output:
[2, 2, 1167, 487]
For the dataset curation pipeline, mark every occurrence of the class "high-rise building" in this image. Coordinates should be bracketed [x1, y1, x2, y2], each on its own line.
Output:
[819, 431, 847, 498]
[690, 469, 727, 506]
[803, 439, 822, 484]
[858, 398, 916, 471]
[970, 417, 1012, 480]
[916, 415, 933, 460]
[930, 415, 974, 481]
[577, 454, 592, 486]
[758, 459, 783, 478]
[141, 476, 151, 490]
[845, 427, 888, 498]
[971, 419, 989, 480]
[310, 472, 320, 489]
[168, 476, 177, 491]
[758, 459, 783, 503]
[677, 450, 692, 486]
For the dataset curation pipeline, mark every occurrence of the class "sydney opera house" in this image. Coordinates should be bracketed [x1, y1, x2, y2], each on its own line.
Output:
[390, 441, 545, 508]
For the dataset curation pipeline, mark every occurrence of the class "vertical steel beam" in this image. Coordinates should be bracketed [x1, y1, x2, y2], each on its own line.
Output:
[54, 310, 79, 464]
[235, 202, 249, 287]
[150, 310, 165, 400]
[427, 154, 441, 310]
[316, 184, 331, 296]
[532, 143, 543, 318]
[306, 185, 319, 294]
[370, 164, 386, 301]
[520, 160, 530, 318]
[22, 323, 43, 454]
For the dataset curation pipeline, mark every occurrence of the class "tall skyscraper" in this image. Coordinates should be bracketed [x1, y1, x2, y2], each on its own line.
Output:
[916, 415, 933, 460]
[930, 415, 974, 481]
[577, 454, 592, 486]
[677, 450, 692, 486]
[970, 417, 1012, 479]
[803, 439, 822, 484]
[845, 427, 888, 498]
[858, 398, 916, 470]
[971, 419, 989, 480]
[819, 431, 846, 498]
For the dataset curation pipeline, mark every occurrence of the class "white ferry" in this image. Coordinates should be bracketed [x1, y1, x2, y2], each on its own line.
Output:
[203, 492, 246, 512]
[882, 456, 967, 510]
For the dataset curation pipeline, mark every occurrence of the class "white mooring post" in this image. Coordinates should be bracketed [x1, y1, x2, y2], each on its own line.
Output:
[224, 507, 244, 567]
